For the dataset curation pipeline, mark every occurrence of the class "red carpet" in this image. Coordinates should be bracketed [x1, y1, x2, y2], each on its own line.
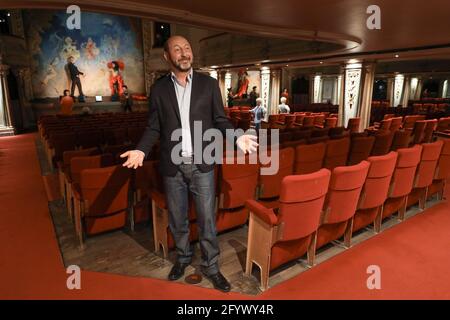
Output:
[42, 174, 61, 202]
[1, 133, 449, 299]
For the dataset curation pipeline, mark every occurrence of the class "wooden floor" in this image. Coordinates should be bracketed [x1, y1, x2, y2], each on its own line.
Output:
[37, 138, 435, 295]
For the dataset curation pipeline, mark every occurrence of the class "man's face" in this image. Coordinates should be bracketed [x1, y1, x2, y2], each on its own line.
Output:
[164, 37, 193, 72]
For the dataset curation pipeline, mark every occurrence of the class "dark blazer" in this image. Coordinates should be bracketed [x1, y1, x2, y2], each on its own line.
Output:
[67, 62, 83, 79]
[136, 71, 238, 177]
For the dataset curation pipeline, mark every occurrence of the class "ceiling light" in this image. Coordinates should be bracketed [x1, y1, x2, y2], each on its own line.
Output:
[395, 54, 399, 58]
[319, 61, 323, 64]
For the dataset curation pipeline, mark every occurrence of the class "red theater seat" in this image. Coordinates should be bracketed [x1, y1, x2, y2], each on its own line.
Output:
[352, 152, 398, 239]
[371, 130, 394, 156]
[257, 148, 295, 208]
[323, 138, 351, 170]
[347, 118, 361, 134]
[216, 157, 259, 233]
[428, 138, 450, 200]
[379, 145, 422, 230]
[347, 136, 375, 165]
[407, 140, 443, 209]
[245, 169, 331, 290]
[73, 165, 131, 248]
[294, 143, 326, 174]
[391, 130, 411, 151]
[315, 161, 370, 254]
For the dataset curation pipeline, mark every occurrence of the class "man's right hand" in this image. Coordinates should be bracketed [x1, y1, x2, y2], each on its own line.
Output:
[120, 150, 145, 169]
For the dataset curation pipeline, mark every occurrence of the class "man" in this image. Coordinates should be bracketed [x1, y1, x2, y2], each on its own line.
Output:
[120, 35, 257, 292]
[121, 85, 133, 112]
[250, 98, 266, 131]
[66, 56, 85, 101]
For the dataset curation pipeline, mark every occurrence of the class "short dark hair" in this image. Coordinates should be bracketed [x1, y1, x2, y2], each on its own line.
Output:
[253, 86, 257, 89]
[63, 89, 70, 95]
[122, 85, 128, 89]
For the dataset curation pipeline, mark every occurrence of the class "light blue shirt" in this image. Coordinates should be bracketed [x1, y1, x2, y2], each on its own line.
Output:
[250, 105, 267, 123]
[171, 69, 193, 157]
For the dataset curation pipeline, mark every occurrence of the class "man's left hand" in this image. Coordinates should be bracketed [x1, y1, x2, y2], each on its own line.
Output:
[236, 134, 258, 154]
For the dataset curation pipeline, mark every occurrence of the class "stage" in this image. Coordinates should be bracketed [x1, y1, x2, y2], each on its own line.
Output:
[31, 96, 149, 119]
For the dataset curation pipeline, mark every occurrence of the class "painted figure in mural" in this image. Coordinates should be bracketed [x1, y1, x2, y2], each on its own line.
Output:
[234, 69, 249, 98]
[82, 37, 101, 60]
[41, 57, 59, 86]
[66, 56, 85, 102]
[227, 88, 234, 107]
[120, 85, 133, 112]
[60, 37, 80, 62]
[108, 60, 125, 101]
[249, 86, 258, 107]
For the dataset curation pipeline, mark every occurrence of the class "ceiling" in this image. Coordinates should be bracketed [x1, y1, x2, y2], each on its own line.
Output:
[3, 0, 450, 63]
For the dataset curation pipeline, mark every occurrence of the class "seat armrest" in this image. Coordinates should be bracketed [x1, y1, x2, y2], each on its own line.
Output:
[245, 199, 278, 226]
[150, 189, 167, 209]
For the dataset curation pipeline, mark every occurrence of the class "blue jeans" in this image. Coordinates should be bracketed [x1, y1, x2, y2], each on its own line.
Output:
[163, 164, 219, 275]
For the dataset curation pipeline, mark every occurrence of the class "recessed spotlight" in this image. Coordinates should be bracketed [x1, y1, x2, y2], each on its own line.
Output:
[319, 61, 323, 64]
[7, 13, 10, 17]
[286, 64, 289, 67]
[395, 54, 399, 58]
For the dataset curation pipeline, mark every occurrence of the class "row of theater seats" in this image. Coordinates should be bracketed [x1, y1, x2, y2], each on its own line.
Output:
[289, 103, 339, 114]
[273, 119, 436, 158]
[146, 139, 450, 290]
[38, 112, 148, 167]
[370, 104, 449, 124]
[56, 126, 449, 289]
[58, 149, 160, 248]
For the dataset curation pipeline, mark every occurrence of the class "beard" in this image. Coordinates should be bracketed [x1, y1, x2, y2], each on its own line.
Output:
[172, 57, 192, 72]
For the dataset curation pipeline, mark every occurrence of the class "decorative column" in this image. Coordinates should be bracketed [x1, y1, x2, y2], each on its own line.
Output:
[442, 80, 448, 98]
[342, 62, 363, 129]
[410, 77, 419, 100]
[260, 67, 271, 113]
[401, 76, 410, 108]
[358, 62, 376, 130]
[393, 74, 405, 107]
[0, 63, 15, 136]
[270, 68, 281, 115]
[337, 72, 345, 126]
[387, 78, 394, 106]
[415, 78, 423, 100]
[332, 76, 340, 105]
[313, 74, 322, 103]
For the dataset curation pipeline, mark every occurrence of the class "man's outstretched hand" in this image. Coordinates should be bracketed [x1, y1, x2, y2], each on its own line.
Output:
[120, 150, 145, 169]
[236, 134, 258, 154]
